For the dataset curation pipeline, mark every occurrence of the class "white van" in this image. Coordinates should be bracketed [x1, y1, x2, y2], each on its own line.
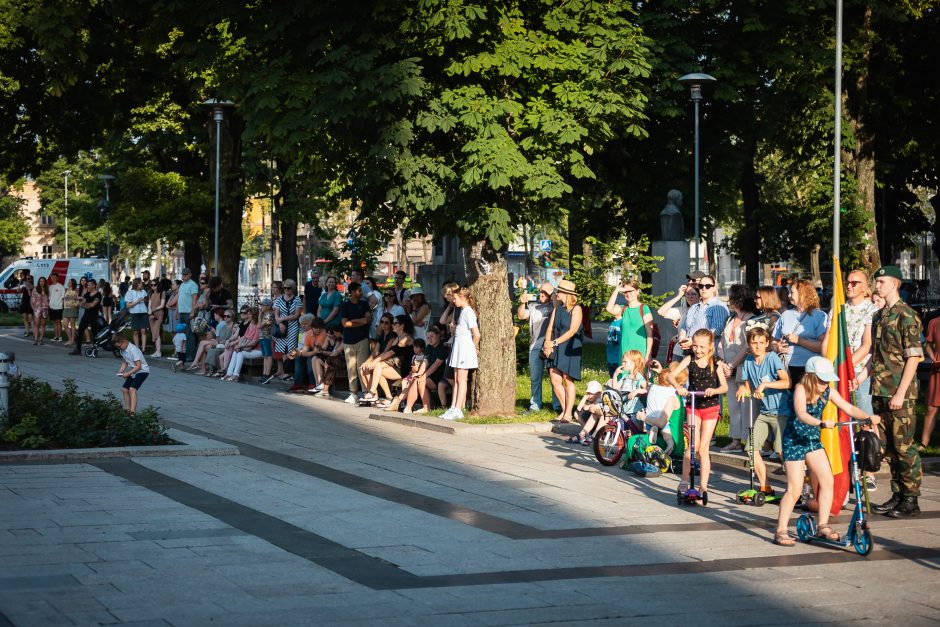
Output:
[0, 257, 109, 312]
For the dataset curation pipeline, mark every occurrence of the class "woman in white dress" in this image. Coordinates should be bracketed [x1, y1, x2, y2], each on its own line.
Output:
[442, 287, 480, 421]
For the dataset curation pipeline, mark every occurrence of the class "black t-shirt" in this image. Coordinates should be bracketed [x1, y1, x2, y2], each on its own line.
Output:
[341, 299, 371, 344]
[83, 291, 102, 318]
[304, 282, 322, 314]
[208, 288, 233, 308]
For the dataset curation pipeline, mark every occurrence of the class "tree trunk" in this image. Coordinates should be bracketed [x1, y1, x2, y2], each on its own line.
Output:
[183, 240, 203, 276]
[568, 211, 584, 271]
[463, 239, 516, 416]
[811, 244, 822, 287]
[740, 140, 761, 287]
[843, 3, 880, 272]
[280, 220, 299, 286]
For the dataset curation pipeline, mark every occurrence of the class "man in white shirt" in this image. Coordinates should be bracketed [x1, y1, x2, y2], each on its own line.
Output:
[47, 272, 66, 342]
[114, 334, 150, 414]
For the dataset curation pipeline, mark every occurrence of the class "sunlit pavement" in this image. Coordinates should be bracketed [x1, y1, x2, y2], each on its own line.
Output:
[2, 330, 939, 626]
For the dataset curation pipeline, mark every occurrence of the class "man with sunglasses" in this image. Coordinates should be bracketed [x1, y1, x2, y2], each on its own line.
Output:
[677, 274, 729, 351]
[518, 282, 557, 413]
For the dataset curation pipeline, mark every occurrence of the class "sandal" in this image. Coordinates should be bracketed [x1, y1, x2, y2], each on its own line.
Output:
[815, 526, 840, 542]
[773, 531, 795, 547]
[566, 435, 581, 444]
[580, 435, 593, 446]
[375, 400, 391, 409]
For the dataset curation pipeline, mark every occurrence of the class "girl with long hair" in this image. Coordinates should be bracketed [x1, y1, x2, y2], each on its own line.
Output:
[30, 276, 49, 344]
[443, 288, 479, 420]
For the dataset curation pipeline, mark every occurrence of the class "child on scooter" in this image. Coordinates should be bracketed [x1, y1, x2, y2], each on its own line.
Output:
[668, 328, 728, 501]
[737, 326, 791, 497]
[773, 356, 880, 546]
[639, 361, 687, 457]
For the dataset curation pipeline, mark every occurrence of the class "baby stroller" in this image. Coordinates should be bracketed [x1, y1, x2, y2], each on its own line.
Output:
[84, 308, 131, 358]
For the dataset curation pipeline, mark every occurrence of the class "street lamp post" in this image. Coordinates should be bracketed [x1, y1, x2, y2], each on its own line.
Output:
[98, 174, 115, 282]
[62, 170, 70, 258]
[201, 99, 235, 276]
[678, 73, 717, 272]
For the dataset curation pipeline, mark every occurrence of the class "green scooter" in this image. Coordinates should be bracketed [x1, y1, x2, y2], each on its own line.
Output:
[736, 397, 780, 506]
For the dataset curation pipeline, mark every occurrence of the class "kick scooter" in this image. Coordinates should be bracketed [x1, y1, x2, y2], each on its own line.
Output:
[677, 390, 707, 506]
[736, 398, 780, 506]
[796, 418, 874, 556]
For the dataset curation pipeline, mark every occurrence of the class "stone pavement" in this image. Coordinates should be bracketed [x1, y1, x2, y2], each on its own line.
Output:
[1, 330, 939, 626]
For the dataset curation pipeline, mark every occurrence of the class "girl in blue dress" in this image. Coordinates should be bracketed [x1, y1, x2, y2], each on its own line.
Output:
[774, 356, 879, 546]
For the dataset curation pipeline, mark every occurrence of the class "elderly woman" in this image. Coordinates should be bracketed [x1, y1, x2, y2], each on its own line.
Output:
[773, 279, 828, 383]
[719, 284, 760, 452]
[543, 279, 583, 423]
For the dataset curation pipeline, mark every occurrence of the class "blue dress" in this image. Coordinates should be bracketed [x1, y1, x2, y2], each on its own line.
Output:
[549, 305, 582, 381]
[782, 387, 828, 461]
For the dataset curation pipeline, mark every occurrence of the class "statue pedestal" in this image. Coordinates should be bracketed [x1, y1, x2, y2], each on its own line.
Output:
[651, 240, 690, 302]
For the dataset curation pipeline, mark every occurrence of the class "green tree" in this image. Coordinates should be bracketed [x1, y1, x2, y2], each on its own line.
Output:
[0, 180, 29, 257]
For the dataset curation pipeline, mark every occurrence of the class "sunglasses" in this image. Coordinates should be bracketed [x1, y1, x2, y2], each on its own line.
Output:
[224, 315, 233, 319]
[846, 280, 865, 287]
[699, 283, 715, 289]
[380, 320, 391, 324]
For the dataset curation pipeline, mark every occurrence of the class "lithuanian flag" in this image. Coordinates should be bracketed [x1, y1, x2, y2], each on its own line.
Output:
[820, 256, 855, 516]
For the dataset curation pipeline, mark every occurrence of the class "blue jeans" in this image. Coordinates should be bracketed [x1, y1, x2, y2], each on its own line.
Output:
[854, 373, 873, 415]
[178, 312, 195, 362]
[293, 356, 312, 387]
[529, 338, 561, 411]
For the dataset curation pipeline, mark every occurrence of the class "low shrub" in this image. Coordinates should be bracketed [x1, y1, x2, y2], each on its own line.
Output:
[2, 377, 170, 450]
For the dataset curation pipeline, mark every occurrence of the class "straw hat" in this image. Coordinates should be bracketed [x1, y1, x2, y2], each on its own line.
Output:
[555, 279, 578, 296]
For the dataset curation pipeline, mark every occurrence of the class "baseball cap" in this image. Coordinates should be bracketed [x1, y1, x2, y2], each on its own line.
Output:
[805, 356, 839, 382]
[586, 380, 603, 394]
[181, 267, 192, 276]
[175, 323, 188, 332]
[686, 271, 706, 281]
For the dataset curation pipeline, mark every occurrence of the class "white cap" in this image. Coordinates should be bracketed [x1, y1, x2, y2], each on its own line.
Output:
[805, 356, 839, 382]
[586, 380, 603, 394]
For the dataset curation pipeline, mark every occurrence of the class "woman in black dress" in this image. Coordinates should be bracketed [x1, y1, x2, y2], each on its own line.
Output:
[542, 279, 583, 422]
[17, 275, 34, 337]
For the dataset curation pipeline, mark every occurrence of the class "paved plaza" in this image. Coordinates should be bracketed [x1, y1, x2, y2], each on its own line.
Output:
[1, 329, 939, 626]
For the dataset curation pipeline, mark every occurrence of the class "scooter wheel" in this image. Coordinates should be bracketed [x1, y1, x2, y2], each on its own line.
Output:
[796, 514, 815, 542]
[701, 491, 708, 506]
[853, 528, 873, 556]
[753, 492, 766, 507]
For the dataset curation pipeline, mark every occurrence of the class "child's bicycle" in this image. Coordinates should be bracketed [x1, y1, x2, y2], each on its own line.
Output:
[796, 418, 874, 556]
[622, 433, 672, 476]
[593, 387, 645, 466]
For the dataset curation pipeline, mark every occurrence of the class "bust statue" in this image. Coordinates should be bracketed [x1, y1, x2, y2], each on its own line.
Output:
[660, 189, 684, 241]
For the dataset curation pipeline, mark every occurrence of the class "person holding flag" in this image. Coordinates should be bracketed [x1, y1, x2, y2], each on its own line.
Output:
[870, 266, 924, 518]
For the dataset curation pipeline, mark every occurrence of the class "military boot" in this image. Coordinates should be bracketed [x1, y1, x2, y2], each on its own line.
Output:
[872, 492, 901, 514]
[885, 496, 920, 518]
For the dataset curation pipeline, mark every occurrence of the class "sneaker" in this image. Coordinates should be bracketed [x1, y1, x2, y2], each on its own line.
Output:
[149, 351, 161, 357]
[865, 476, 877, 492]
[259, 375, 274, 385]
[403, 408, 413, 414]
[307, 386, 318, 393]
[345, 393, 358, 404]
[441, 407, 457, 420]
[315, 391, 330, 398]
[414, 407, 429, 415]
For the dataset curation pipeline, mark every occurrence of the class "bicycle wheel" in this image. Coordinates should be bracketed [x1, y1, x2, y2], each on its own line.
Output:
[593, 425, 625, 466]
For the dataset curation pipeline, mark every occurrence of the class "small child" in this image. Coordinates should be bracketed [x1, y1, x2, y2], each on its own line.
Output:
[609, 349, 648, 431]
[568, 380, 605, 446]
[638, 361, 687, 456]
[171, 323, 187, 372]
[668, 328, 728, 501]
[258, 299, 275, 383]
[387, 339, 428, 411]
[605, 315, 623, 377]
[737, 326, 792, 497]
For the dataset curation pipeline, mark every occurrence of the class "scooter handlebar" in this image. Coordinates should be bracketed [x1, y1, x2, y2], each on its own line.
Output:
[833, 418, 872, 428]
[686, 390, 707, 398]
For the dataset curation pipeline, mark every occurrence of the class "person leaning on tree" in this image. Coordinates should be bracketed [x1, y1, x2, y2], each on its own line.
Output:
[870, 265, 923, 519]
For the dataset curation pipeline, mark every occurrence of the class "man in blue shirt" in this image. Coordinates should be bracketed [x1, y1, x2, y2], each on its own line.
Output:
[737, 326, 792, 495]
[176, 268, 201, 362]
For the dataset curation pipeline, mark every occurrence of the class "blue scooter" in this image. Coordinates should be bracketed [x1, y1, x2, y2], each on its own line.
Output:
[677, 391, 708, 506]
[796, 418, 874, 556]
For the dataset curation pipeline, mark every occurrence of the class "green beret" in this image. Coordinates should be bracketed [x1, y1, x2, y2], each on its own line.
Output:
[874, 265, 902, 280]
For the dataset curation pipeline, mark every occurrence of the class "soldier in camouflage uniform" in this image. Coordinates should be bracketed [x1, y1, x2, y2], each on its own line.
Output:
[870, 266, 923, 518]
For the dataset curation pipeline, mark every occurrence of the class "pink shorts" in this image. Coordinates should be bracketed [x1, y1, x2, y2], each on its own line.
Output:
[686, 404, 721, 421]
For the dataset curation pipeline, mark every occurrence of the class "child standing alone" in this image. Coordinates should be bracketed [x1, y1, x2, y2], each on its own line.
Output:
[668, 328, 728, 501]
[171, 323, 187, 372]
[442, 287, 480, 421]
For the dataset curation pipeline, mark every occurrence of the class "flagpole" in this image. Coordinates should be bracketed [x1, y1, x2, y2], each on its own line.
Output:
[833, 0, 843, 260]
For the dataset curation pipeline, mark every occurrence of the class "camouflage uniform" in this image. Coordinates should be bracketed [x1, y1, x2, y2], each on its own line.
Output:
[871, 299, 923, 497]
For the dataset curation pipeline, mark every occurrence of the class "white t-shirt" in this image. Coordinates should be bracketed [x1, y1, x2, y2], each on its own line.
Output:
[48, 283, 65, 309]
[126, 289, 149, 314]
[120, 342, 150, 373]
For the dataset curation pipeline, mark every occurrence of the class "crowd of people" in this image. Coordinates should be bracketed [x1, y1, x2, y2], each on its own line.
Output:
[17, 266, 482, 421]
[518, 266, 932, 544]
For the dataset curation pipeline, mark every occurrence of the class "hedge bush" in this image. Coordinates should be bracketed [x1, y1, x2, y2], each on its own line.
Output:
[2, 377, 170, 450]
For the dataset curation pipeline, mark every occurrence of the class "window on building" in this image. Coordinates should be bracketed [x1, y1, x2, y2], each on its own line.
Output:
[40, 213, 54, 226]
[41, 245, 53, 259]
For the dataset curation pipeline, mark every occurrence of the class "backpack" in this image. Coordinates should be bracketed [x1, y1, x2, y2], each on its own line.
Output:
[639, 303, 662, 359]
[855, 430, 883, 473]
